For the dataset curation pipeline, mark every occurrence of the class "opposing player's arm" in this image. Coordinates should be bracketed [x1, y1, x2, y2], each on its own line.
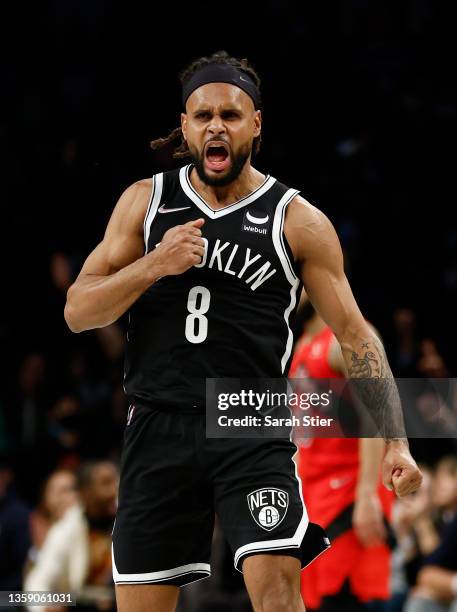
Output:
[64, 179, 205, 333]
[353, 438, 386, 546]
[285, 196, 422, 495]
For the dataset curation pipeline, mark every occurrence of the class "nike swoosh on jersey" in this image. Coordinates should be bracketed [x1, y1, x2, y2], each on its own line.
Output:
[246, 211, 269, 225]
[158, 205, 191, 214]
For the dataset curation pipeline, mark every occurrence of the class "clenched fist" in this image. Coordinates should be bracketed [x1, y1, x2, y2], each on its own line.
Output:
[382, 439, 423, 497]
[150, 218, 206, 276]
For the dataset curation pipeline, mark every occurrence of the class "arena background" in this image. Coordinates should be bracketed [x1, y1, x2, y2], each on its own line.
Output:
[1, 1, 456, 609]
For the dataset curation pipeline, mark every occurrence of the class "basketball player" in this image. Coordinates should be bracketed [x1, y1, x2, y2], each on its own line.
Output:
[290, 301, 394, 611]
[64, 51, 422, 612]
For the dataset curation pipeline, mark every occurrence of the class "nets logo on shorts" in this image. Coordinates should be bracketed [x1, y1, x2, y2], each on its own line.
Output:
[247, 488, 289, 531]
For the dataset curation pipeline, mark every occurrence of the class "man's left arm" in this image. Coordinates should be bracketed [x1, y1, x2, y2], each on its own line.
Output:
[285, 196, 422, 497]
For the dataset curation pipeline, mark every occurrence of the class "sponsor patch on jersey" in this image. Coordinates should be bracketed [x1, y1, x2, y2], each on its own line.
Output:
[241, 209, 271, 237]
[247, 487, 289, 531]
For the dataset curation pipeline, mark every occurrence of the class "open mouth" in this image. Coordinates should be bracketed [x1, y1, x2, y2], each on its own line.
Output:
[205, 142, 230, 171]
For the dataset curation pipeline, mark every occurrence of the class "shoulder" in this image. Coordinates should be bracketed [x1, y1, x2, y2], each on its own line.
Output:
[119, 178, 153, 206]
[107, 178, 153, 236]
[285, 194, 333, 231]
[284, 194, 341, 262]
[132, 177, 153, 192]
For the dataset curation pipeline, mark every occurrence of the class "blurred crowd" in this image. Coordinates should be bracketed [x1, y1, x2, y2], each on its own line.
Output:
[393, 458, 457, 612]
[2, 439, 457, 611]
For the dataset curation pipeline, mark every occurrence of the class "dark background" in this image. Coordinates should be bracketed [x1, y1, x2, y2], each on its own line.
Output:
[1, 0, 456, 498]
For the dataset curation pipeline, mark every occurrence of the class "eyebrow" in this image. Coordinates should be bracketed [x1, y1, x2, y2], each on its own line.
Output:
[192, 105, 243, 114]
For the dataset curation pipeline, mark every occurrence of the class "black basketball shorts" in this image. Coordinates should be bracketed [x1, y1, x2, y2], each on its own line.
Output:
[112, 404, 330, 587]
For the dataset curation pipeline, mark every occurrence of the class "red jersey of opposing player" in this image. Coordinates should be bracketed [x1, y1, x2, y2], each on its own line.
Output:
[290, 325, 393, 609]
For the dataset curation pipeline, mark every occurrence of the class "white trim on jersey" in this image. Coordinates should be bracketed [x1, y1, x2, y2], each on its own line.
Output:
[112, 545, 211, 585]
[179, 165, 277, 219]
[272, 188, 301, 373]
[233, 448, 309, 572]
[142, 175, 156, 247]
[272, 188, 300, 284]
[143, 173, 164, 253]
[280, 281, 300, 373]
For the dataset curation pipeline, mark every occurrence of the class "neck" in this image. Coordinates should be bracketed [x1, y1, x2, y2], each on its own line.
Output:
[190, 162, 265, 209]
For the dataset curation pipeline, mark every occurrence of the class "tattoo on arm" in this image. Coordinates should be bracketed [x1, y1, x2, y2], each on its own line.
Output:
[344, 334, 407, 442]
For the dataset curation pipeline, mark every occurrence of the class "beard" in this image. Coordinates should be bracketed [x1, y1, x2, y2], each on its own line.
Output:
[189, 142, 251, 187]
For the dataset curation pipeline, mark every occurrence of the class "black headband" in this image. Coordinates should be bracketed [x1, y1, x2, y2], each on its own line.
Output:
[182, 64, 261, 109]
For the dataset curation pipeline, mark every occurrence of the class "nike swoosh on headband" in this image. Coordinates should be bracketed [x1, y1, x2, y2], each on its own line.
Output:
[158, 205, 191, 214]
[246, 211, 269, 224]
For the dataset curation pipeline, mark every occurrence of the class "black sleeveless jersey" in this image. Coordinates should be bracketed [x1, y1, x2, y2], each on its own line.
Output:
[124, 164, 302, 411]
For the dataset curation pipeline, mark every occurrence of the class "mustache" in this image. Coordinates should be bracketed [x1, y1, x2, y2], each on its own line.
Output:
[203, 137, 230, 148]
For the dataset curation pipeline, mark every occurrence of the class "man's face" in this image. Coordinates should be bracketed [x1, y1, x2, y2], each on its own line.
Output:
[181, 83, 261, 187]
[82, 462, 119, 519]
[45, 470, 77, 520]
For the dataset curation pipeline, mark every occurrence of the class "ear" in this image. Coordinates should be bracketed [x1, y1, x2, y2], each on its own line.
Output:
[181, 113, 187, 141]
[253, 110, 262, 138]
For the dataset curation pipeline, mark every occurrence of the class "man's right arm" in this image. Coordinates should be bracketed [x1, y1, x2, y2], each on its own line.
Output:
[64, 179, 205, 333]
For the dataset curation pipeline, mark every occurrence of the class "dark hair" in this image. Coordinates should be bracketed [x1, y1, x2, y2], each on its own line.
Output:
[76, 460, 116, 491]
[150, 50, 262, 159]
[76, 461, 98, 491]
